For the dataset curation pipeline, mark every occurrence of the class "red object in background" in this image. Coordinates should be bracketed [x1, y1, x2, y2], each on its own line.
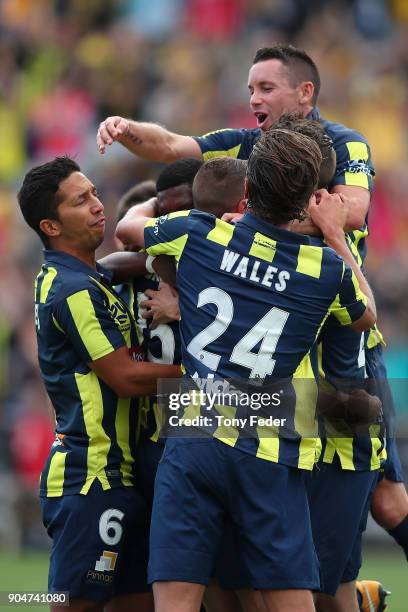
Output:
[9, 411, 54, 490]
[184, 0, 244, 39]
[367, 179, 395, 253]
[29, 88, 95, 160]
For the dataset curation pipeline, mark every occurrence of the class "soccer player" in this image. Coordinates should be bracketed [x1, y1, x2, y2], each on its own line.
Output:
[96, 44, 372, 235]
[17, 157, 180, 612]
[116, 129, 376, 612]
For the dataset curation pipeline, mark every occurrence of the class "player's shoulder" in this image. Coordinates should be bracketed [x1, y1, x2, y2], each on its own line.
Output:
[194, 126, 261, 158]
[39, 255, 107, 308]
[321, 116, 369, 147]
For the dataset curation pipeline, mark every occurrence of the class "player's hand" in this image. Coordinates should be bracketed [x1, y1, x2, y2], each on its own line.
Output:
[221, 212, 243, 224]
[308, 189, 347, 240]
[97, 116, 130, 154]
[140, 282, 180, 328]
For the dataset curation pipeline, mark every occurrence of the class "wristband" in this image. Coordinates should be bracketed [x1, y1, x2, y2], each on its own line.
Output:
[146, 255, 156, 274]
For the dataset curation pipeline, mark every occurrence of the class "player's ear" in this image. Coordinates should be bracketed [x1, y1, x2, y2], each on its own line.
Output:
[298, 81, 314, 105]
[236, 198, 247, 214]
[39, 218, 62, 238]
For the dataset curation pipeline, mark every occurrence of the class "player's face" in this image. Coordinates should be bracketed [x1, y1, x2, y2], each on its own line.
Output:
[248, 59, 305, 131]
[157, 184, 193, 214]
[56, 172, 105, 250]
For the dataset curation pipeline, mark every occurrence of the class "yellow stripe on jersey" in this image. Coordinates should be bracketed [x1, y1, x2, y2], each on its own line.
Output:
[370, 424, 384, 470]
[346, 234, 362, 266]
[213, 404, 240, 446]
[115, 397, 134, 486]
[249, 232, 277, 263]
[330, 292, 352, 325]
[323, 436, 355, 470]
[76, 372, 111, 493]
[350, 269, 368, 307]
[367, 325, 386, 349]
[167, 210, 191, 219]
[293, 354, 319, 469]
[206, 218, 235, 247]
[52, 314, 64, 333]
[46, 450, 67, 496]
[40, 267, 58, 303]
[296, 245, 323, 279]
[147, 234, 189, 263]
[203, 146, 241, 161]
[256, 426, 280, 462]
[67, 290, 115, 361]
[344, 142, 369, 189]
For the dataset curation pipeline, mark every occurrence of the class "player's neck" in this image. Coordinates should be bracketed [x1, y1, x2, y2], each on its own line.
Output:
[49, 241, 96, 269]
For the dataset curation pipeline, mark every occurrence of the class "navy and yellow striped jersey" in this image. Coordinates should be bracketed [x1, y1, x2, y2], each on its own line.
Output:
[193, 107, 374, 262]
[35, 250, 142, 497]
[144, 210, 368, 469]
[133, 272, 182, 442]
[308, 234, 385, 471]
[318, 316, 385, 471]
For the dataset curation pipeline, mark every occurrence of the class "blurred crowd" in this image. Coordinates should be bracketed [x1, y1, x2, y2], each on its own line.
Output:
[0, 0, 408, 548]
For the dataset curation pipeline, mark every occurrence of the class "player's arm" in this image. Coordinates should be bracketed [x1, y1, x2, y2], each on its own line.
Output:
[330, 185, 370, 231]
[53, 287, 181, 398]
[90, 347, 180, 397]
[96, 116, 202, 162]
[329, 136, 374, 231]
[115, 197, 159, 247]
[98, 251, 148, 284]
[309, 190, 376, 331]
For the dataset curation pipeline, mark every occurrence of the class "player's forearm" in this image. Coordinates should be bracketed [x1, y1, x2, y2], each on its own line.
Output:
[343, 196, 368, 231]
[325, 231, 376, 321]
[115, 198, 157, 247]
[98, 251, 148, 284]
[331, 186, 370, 231]
[118, 121, 189, 162]
[124, 363, 181, 397]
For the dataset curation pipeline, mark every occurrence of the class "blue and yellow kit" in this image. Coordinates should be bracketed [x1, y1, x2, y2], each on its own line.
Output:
[194, 107, 375, 262]
[35, 250, 142, 497]
[144, 210, 368, 470]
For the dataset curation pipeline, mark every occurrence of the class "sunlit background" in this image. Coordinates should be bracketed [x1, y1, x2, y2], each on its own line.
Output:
[0, 0, 407, 608]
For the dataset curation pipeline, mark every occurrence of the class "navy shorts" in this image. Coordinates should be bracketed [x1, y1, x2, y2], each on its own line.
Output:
[366, 344, 404, 483]
[306, 460, 377, 596]
[148, 437, 319, 591]
[41, 481, 150, 602]
[134, 435, 164, 507]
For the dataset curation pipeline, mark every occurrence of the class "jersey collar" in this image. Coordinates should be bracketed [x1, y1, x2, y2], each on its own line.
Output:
[238, 212, 311, 245]
[307, 107, 321, 120]
[43, 249, 113, 284]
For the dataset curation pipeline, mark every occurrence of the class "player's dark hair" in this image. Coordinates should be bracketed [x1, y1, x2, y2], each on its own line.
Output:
[18, 156, 80, 247]
[272, 112, 335, 187]
[253, 45, 320, 104]
[156, 158, 203, 192]
[193, 158, 246, 218]
[116, 180, 157, 222]
[247, 129, 321, 224]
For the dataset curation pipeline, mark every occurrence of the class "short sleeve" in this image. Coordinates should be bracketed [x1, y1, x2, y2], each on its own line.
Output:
[331, 134, 375, 192]
[53, 286, 126, 363]
[330, 264, 368, 325]
[144, 211, 191, 260]
[193, 128, 246, 160]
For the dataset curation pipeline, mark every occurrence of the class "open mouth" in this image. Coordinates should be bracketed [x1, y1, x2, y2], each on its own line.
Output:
[254, 112, 268, 128]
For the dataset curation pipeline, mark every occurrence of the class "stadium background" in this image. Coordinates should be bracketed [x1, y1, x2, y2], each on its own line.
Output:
[0, 0, 407, 608]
